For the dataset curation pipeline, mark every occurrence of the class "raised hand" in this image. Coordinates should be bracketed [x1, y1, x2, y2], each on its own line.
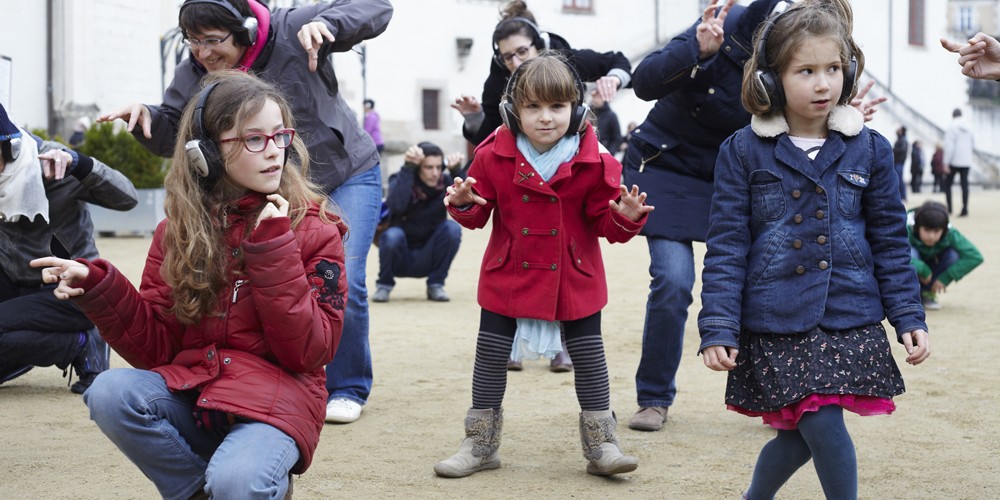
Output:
[255, 194, 289, 228]
[97, 103, 152, 139]
[941, 32, 1000, 80]
[297, 21, 336, 72]
[444, 176, 486, 207]
[609, 184, 654, 222]
[850, 80, 888, 123]
[450, 95, 482, 115]
[696, 0, 736, 60]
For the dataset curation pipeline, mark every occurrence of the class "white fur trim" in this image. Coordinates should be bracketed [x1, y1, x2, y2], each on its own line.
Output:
[751, 105, 864, 138]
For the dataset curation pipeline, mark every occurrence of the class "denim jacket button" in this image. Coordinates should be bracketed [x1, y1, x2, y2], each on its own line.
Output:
[815, 185, 824, 194]
[794, 214, 803, 224]
[795, 266, 806, 275]
[819, 261, 829, 270]
[815, 210, 825, 219]
[793, 239, 803, 249]
[792, 189, 801, 199]
[817, 235, 827, 244]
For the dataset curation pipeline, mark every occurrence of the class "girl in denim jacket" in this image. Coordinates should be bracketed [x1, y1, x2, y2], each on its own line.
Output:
[697, 1, 930, 498]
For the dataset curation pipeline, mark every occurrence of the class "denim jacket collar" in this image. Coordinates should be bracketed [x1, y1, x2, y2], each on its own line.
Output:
[750, 105, 864, 138]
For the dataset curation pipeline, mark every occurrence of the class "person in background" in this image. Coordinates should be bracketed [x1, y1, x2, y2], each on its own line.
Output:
[0, 103, 137, 394]
[590, 89, 622, 153]
[910, 140, 924, 194]
[451, 0, 632, 149]
[363, 98, 385, 154]
[33, 71, 347, 499]
[893, 126, 908, 202]
[930, 142, 946, 193]
[97, 0, 393, 426]
[372, 142, 461, 303]
[68, 117, 90, 149]
[907, 201, 983, 310]
[943, 108, 974, 217]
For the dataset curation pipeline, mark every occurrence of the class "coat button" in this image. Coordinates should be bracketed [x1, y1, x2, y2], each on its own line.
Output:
[708, 87, 715, 95]
[206, 350, 215, 360]
[793, 239, 802, 249]
[817, 235, 827, 244]
[550, 264, 557, 270]
[815, 185, 824, 194]
[522, 194, 529, 202]
[577, 258, 582, 264]
[816, 210, 824, 219]
[793, 214, 803, 224]
[795, 265, 806, 275]
[181, 384, 190, 389]
[724, 45, 731, 52]
[522, 262, 529, 269]
[497, 257, 503, 263]
[634, 128, 641, 134]
[232, 249, 239, 257]
[223, 357, 231, 365]
[819, 261, 829, 270]
[550, 196, 557, 202]
[201, 398, 208, 403]
[792, 189, 801, 199]
[521, 228, 529, 235]
[550, 229, 557, 236]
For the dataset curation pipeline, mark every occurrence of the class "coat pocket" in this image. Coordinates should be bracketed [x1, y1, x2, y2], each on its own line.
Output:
[484, 238, 511, 271]
[837, 170, 868, 218]
[568, 238, 595, 277]
[749, 170, 785, 222]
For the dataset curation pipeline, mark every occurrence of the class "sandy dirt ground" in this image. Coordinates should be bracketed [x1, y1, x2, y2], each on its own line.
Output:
[1, 189, 998, 499]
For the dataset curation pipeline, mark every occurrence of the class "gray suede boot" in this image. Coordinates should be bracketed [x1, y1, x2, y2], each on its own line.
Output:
[433, 408, 503, 478]
[579, 410, 639, 476]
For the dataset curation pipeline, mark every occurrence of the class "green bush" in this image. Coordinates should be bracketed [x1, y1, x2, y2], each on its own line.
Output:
[78, 122, 168, 189]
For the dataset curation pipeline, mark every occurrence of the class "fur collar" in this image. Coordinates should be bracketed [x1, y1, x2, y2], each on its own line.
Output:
[750, 105, 864, 138]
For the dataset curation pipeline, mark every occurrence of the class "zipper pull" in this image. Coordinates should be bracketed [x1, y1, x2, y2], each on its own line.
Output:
[690, 64, 701, 79]
[232, 279, 248, 303]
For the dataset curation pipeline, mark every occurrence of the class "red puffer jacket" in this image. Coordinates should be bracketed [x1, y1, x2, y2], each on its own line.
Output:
[73, 195, 346, 473]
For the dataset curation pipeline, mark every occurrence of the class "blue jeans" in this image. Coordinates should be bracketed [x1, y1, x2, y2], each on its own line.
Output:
[376, 221, 462, 288]
[911, 247, 960, 293]
[326, 165, 381, 405]
[634, 237, 695, 408]
[83, 369, 298, 500]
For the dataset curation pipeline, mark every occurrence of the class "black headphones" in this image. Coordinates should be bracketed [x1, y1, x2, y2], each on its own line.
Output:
[499, 56, 589, 138]
[180, 0, 259, 47]
[753, 0, 857, 110]
[492, 16, 550, 69]
[1, 137, 21, 163]
[184, 81, 224, 190]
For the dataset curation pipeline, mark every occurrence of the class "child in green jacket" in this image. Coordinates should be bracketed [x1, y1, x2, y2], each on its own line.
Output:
[908, 201, 984, 309]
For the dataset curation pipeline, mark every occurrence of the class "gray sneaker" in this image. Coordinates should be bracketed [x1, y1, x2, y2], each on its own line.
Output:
[922, 297, 941, 310]
[427, 286, 450, 302]
[372, 287, 391, 303]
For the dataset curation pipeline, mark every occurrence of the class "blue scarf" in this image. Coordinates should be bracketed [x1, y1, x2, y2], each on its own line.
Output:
[510, 133, 580, 361]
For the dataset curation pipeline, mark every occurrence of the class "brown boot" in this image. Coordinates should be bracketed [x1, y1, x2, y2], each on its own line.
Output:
[434, 408, 503, 478]
[579, 410, 638, 476]
[628, 406, 668, 432]
[549, 330, 573, 372]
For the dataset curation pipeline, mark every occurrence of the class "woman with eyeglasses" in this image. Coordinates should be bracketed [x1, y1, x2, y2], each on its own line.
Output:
[97, 0, 392, 427]
[453, 0, 633, 149]
[33, 71, 347, 499]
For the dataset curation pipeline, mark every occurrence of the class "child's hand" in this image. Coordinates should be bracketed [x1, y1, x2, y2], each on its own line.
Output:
[255, 194, 289, 228]
[919, 274, 932, 285]
[29, 256, 91, 299]
[931, 280, 946, 295]
[444, 177, 486, 207]
[701, 345, 738, 371]
[902, 329, 931, 365]
[610, 184, 654, 222]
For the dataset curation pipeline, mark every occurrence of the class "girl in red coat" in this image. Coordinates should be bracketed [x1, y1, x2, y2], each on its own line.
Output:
[32, 71, 346, 499]
[434, 53, 653, 478]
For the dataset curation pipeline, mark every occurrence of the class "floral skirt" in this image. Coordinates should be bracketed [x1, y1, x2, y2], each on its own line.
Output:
[725, 324, 905, 430]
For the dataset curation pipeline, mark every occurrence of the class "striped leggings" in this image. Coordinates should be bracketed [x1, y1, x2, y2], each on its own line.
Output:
[471, 309, 610, 411]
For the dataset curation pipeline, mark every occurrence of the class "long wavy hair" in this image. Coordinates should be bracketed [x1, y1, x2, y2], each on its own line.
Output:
[163, 70, 342, 324]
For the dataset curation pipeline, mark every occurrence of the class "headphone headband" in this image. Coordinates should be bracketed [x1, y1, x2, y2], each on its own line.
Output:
[492, 16, 550, 69]
[180, 0, 258, 46]
[185, 81, 224, 189]
[498, 55, 589, 138]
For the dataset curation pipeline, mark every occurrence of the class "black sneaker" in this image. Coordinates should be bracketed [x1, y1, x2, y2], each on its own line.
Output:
[70, 328, 109, 394]
[0, 364, 33, 385]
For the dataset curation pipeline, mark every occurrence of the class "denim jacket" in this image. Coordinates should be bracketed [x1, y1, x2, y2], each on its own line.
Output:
[698, 106, 927, 353]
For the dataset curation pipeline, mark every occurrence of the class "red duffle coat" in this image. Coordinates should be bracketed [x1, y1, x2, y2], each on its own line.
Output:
[72, 195, 346, 473]
[449, 124, 646, 321]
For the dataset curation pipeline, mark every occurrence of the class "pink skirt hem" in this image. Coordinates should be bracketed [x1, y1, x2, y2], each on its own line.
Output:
[728, 394, 896, 430]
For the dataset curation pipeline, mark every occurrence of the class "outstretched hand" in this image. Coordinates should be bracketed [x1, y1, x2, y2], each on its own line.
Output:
[850, 80, 888, 123]
[696, 0, 736, 60]
[97, 103, 152, 139]
[450, 95, 482, 115]
[444, 177, 487, 207]
[298, 21, 336, 72]
[609, 184, 653, 222]
[29, 257, 90, 300]
[941, 32, 1000, 80]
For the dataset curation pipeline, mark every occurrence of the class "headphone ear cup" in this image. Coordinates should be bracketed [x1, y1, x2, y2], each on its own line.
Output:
[755, 69, 785, 110]
[238, 16, 258, 46]
[839, 55, 858, 105]
[184, 139, 223, 187]
[499, 100, 521, 136]
[566, 103, 588, 137]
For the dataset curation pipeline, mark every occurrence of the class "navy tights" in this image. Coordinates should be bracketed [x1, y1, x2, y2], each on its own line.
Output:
[745, 405, 857, 500]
